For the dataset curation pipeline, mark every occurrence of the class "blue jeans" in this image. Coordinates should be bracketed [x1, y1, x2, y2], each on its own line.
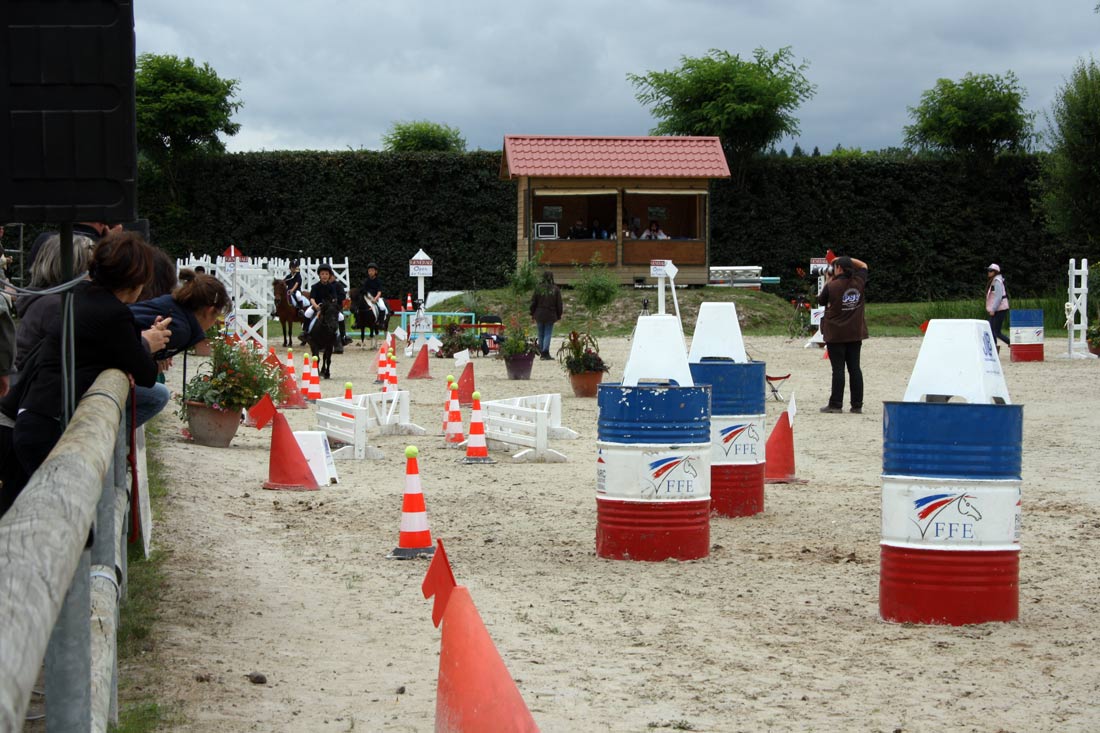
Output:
[131, 382, 171, 427]
[536, 322, 555, 355]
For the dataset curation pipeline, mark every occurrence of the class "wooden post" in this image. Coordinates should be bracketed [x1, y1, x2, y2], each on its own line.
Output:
[0, 370, 130, 730]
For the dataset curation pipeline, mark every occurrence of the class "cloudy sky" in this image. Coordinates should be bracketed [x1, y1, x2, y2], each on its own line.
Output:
[135, 1, 1098, 154]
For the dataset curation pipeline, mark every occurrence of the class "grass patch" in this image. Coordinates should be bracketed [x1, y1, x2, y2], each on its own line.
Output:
[111, 420, 182, 732]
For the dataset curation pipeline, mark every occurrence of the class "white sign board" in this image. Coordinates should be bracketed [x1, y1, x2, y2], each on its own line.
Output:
[294, 431, 339, 485]
[809, 257, 828, 275]
[650, 259, 668, 278]
[409, 248, 434, 277]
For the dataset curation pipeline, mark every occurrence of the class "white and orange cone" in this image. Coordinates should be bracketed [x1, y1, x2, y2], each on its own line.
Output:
[406, 293, 413, 311]
[342, 382, 354, 419]
[286, 349, 297, 390]
[301, 354, 312, 397]
[445, 382, 465, 447]
[308, 356, 322, 401]
[388, 446, 435, 559]
[375, 344, 387, 384]
[462, 391, 495, 464]
[442, 374, 455, 434]
[388, 349, 399, 392]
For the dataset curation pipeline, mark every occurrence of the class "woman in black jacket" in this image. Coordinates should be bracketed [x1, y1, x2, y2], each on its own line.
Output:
[530, 270, 563, 360]
[0, 232, 169, 516]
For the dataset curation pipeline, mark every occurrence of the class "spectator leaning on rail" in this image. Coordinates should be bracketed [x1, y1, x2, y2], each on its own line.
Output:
[0, 232, 171, 516]
[13, 234, 96, 379]
[130, 270, 231, 386]
[817, 255, 869, 414]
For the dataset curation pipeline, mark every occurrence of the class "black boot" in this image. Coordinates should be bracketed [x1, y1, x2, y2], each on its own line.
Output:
[340, 320, 352, 347]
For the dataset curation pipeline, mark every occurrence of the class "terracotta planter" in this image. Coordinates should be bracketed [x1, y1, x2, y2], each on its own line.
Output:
[185, 401, 242, 447]
[192, 340, 213, 356]
[503, 353, 536, 380]
[1090, 344, 1100, 357]
[568, 370, 605, 397]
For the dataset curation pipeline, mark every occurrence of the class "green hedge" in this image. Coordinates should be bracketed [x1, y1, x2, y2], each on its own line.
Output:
[137, 151, 1090, 302]
[140, 151, 517, 297]
[710, 155, 1078, 301]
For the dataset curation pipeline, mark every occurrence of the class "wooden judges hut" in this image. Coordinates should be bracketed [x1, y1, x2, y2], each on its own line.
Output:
[501, 135, 731, 285]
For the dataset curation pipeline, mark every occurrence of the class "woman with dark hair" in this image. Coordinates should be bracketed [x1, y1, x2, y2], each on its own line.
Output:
[529, 270, 563, 360]
[0, 231, 171, 516]
[131, 270, 229, 357]
[284, 259, 309, 310]
[137, 247, 180, 301]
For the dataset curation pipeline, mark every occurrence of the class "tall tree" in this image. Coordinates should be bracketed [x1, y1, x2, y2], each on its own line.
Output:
[382, 120, 466, 152]
[136, 53, 242, 164]
[904, 72, 1034, 157]
[1041, 57, 1100, 249]
[627, 47, 816, 182]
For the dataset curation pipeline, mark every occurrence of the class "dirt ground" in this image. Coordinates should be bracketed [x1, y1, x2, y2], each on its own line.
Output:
[138, 333, 1100, 733]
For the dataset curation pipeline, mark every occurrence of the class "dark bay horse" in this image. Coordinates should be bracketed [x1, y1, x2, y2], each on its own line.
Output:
[348, 288, 391, 345]
[307, 298, 340, 379]
[273, 279, 301, 348]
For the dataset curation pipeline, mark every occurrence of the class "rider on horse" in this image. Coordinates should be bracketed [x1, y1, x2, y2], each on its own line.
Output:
[299, 262, 352, 349]
[283, 259, 310, 312]
[358, 262, 390, 321]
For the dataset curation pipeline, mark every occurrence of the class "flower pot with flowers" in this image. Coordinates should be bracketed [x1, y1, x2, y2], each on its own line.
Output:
[556, 331, 610, 396]
[1087, 324, 1100, 356]
[555, 255, 619, 396]
[498, 320, 542, 379]
[177, 338, 287, 447]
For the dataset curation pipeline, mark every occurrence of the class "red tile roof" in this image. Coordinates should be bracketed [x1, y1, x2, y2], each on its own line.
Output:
[501, 135, 730, 179]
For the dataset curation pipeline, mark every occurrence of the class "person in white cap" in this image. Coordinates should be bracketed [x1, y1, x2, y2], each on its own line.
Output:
[985, 263, 1010, 351]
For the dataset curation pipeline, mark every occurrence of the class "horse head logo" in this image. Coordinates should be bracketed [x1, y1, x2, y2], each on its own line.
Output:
[957, 495, 982, 521]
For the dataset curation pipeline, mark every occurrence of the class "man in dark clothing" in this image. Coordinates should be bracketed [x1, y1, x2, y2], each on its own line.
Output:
[817, 256, 869, 414]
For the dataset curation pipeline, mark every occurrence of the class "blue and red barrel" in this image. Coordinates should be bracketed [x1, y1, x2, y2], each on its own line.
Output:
[596, 383, 711, 561]
[688, 360, 765, 516]
[880, 402, 1022, 624]
[1009, 309, 1044, 362]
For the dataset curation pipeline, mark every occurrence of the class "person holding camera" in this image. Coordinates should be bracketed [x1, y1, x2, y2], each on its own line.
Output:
[817, 255, 869, 414]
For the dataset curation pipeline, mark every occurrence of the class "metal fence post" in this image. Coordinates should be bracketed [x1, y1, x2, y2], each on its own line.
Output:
[44, 550, 92, 732]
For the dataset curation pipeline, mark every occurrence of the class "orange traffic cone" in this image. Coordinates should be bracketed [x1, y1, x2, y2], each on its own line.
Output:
[456, 362, 475, 407]
[442, 375, 455, 434]
[388, 446, 435, 559]
[406, 293, 413, 311]
[919, 319, 930, 335]
[445, 382, 465, 447]
[262, 413, 319, 491]
[388, 350, 399, 392]
[308, 357, 322, 401]
[301, 354, 311, 397]
[462, 391, 494, 464]
[764, 411, 797, 483]
[286, 349, 297, 388]
[375, 344, 386, 384]
[342, 382, 354, 419]
[407, 343, 432, 379]
[421, 543, 537, 732]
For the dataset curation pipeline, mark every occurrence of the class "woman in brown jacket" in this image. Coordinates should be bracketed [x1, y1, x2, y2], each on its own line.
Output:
[530, 271, 563, 360]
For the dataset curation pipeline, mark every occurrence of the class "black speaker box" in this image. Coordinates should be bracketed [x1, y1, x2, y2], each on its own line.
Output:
[0, 0, 136, 223]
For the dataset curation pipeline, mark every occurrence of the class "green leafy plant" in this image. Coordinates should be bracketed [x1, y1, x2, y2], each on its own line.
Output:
[556, 331, 609, 375]
[437, 323, 481, 358]
[557, 254, 619, 371]
[498, 315, 541, 358]
[177, 338, 285, 420]
[1087, 324, 1100, 350]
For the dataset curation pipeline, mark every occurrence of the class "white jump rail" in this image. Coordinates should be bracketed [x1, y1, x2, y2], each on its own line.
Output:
[483, 393, 579, 462]
[316, 391, 426, 460]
